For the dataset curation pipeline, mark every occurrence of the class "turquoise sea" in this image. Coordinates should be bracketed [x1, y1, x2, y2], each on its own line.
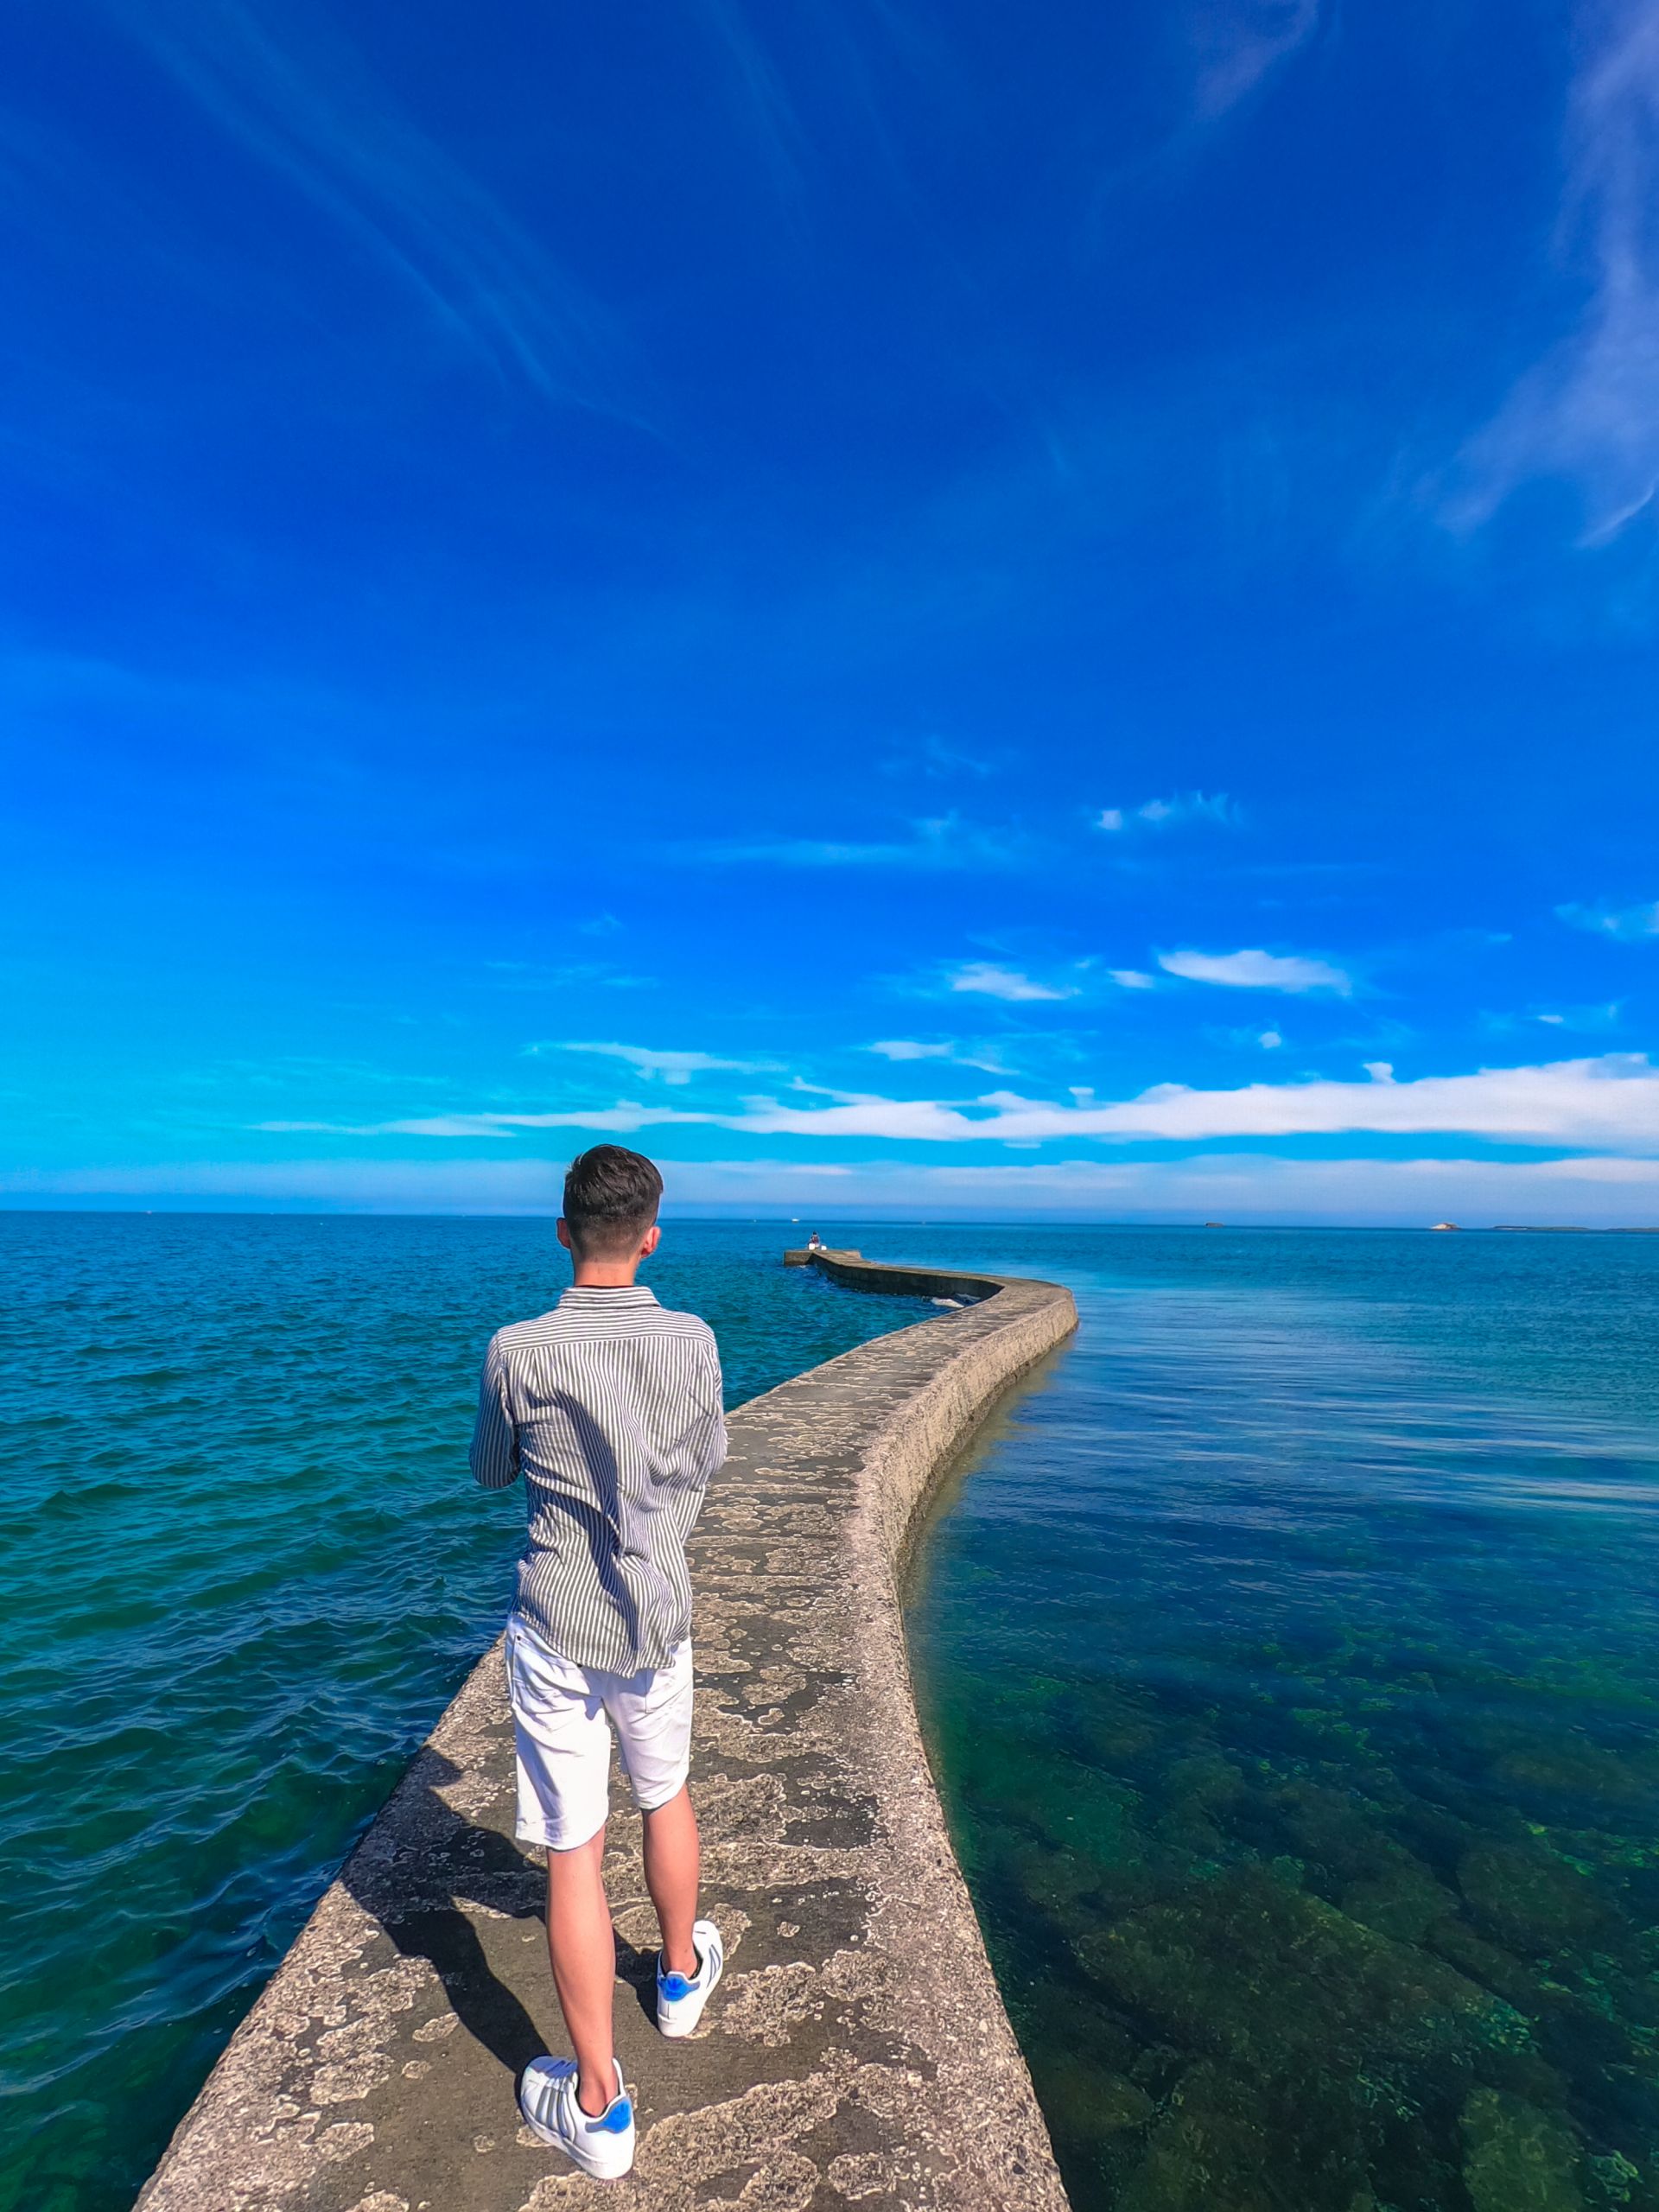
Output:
[5, 1218, 1658, 2212]
[0, 1215, 928, 2212]
[904, 1226, 1659, 2212]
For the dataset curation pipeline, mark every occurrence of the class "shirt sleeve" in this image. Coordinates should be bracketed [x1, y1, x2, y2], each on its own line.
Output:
[657, 1332, 727, 1543]
[688, 1336, 728, 1488]
[469, 1336, 521, 1491]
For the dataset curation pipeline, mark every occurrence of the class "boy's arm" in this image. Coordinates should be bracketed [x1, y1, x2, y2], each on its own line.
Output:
[688, 1338, 728, 1486]
[469, 1337, 521, 1491]
[659, 1333, 727, 1534]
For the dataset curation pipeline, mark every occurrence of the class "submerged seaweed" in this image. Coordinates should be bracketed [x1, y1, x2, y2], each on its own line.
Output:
[905, 1230, 1659, 2212]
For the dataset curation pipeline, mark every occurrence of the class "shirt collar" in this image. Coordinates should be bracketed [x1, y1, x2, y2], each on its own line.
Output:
[558, 1284, 659, 1308]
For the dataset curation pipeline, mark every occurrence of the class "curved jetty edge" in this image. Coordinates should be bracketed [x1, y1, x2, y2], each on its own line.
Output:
[137, 1251, 1078, 2212]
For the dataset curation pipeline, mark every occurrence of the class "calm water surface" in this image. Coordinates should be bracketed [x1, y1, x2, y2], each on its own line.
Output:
[898, 1227, 1659, 2212]
[0, 1215, 925, 2212]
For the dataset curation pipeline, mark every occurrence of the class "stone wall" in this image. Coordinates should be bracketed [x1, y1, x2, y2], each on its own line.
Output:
[137, 1254, 1078, 2212]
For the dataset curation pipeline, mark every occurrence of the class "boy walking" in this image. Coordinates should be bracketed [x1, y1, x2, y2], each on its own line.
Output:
[470, 1145, 728, 2180]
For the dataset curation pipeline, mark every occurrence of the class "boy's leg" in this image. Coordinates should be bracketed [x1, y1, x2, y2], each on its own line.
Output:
[608, 1642, 702, 1976]
[641, 1783, 700, 1976]
[543, 1829, 619, 2118]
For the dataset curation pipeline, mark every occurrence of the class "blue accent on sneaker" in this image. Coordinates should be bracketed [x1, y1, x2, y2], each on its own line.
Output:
[593, 2098, 632, 2135]
[659, 1972, 694, 2001]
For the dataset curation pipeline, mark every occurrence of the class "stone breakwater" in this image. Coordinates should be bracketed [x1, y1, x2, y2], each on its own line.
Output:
[137, 1253, 1078, 2212]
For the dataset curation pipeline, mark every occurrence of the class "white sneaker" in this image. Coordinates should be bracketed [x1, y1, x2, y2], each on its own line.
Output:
[656, 1918, 724, 2037]
[518, 2056, 635, 2179]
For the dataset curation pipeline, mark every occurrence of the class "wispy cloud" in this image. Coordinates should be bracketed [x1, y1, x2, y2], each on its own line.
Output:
[486, 961, 656, 990]
[1109, 969, 1158, 990]
[109, 0, 623, 411]
[1452, 0, 1659, 539]
[712, 1054, 1659, 1147]
[689, 813, 1026, 870]
[880, 736, 997, 781]
[1157, 946, 1352, 994]
[257, 1103, 720, 1137]
[1096, 791, 1237, 832]
[29, 1147, 1659, 1220]
[1185, 0, 1324, 121]
[528, 1040, 784, 1085]
[259, 1116, 519, 1138]
[693, 0, 811, 216]
[1558, 896, 1659, 939]
[292, 1054, 1659, 1153]
[1206, 1024, 1286, 1048]
[946, 962, 1078, 1002]
[864, 1037, 1014, 1074]
[0, 1157, 570, 1210]
[1487, 999, 1624, 1033]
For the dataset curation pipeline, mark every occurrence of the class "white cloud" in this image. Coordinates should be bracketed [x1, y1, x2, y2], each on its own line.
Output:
[864, 1037, 1014, 1076]
[486, 961, 654, 990]
[881, 736, 995, 780]
[1096, 791, 1236, 833]
[1110, 969, 1158, 990]
[878, 1149, 1659, 1223]
[1558, 897, 1659, 940]
[41, 1145, 1659, 1223]
[1, 1156, 568, 1211]
[531, 1040, 782, 1085]
[1157, 946, 1353, 995]
[1492, 1000, 1624, 1033]
[297, 1052, 1659, 1153]
[1452, 0, 1659, 539]
[1259, 1028, 1283, 1048]
[947, 962, 1078, 1002]
[258, 1116, 517, 1137]
[690, 814, 1024, 871]
[705, 1055, 1659, 1147]
[257, 1101, 720, 1137]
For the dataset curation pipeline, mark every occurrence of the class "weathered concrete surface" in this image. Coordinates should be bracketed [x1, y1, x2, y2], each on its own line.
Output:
[137, 1255, 1078, 2212]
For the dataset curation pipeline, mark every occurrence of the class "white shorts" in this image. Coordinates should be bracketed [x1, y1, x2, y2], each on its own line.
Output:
[505, 1615, 695, 1852]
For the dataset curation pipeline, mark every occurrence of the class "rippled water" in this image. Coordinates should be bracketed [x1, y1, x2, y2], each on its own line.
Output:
[0, 1215, 925, 2212]
[899, 1228, 1659, 2212]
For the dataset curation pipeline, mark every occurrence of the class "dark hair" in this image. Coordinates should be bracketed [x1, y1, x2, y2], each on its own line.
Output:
[562, 1145, 664, 1255]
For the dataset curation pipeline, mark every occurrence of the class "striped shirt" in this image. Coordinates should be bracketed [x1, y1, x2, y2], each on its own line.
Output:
[470, 1285, 727, 1673]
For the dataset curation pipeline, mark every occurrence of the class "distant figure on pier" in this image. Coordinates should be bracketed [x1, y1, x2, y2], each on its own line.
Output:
[806, 1230, 825, 1251]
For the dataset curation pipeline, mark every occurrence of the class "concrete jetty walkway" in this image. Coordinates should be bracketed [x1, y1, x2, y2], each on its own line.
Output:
[137, 1252, 1077, 2212]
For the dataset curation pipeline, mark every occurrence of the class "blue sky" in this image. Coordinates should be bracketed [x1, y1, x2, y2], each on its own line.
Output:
[4, 0, 1659, 1222]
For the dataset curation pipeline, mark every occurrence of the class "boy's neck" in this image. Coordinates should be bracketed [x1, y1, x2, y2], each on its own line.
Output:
[570, 1258, 644, 1289]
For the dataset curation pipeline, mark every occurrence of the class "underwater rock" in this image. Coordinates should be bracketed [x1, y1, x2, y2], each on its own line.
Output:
[1491, 1738, 1659, 1818]
[1341, 1865, 1461, 1944]
[1019, 1977, 1144, 2082]
[1461, 2087, 1586, 2211]
[1070, 1685, 1166, 1768]
[1427, 1915, 1559, 2017]
[1458, 1842, 1624, 1958]
[1081, 1866, 1522, 2082]
[1032, 2055, 1153, 2152]
[1266, 1780, 1446, 1892]
[1113, 2060, 1373, 2212]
